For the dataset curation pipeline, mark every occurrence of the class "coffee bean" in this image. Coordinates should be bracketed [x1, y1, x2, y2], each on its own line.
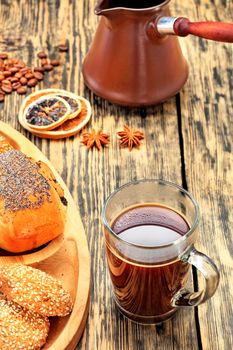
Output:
[9, 67, 19, 74]
[3, 71, 11, 77]
[6, 59, 14, 66]
[58, 44, 68, 52]
[27, 78, 38, 87]
[40, 58, 48, 66]
[12, 82, 21, 90]
[34, 66, 45, 73]
[0, 53, 8, 60]
[0, 48, 62, 103]
[20, 77, 27, 85]
[37, 51, 47, 59]
[33, 71, 44, 80]
[1, 85, 12, 93]
[17, 86, 27, 95]
[11, 77, 19, 83]
[50, 59, 60, 67]
[15, 72, 22, 79]
[43, 64, 53, 72]
[2, 79, 11, 86]
[14, 62, 26, 68]
[20, 67, 30, 74]
[25, 72, 34, 79]
[6, 77, 14, 82]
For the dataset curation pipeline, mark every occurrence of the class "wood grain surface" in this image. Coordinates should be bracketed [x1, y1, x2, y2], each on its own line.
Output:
[0, 1, 232, 350]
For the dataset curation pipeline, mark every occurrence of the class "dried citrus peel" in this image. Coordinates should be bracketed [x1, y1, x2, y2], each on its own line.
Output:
[23, 96, 71, 131]
[22, 89, 82, 120]
[55, 92, 82, 120]
[19, 90, 92, 139]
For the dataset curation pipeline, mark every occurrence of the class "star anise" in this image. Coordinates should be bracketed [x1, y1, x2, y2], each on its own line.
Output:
[81, 129, 110, 151]
[117, 125, 144, 151]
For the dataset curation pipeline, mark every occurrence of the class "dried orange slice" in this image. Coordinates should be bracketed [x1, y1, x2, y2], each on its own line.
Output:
[52, 92, 82, 120]
[23, 96, 71, 131]
[19, 90, 92, 139]
[19, 89, 82, 120]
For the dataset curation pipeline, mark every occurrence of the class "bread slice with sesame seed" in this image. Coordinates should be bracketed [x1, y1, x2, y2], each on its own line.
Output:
[0, 293, 49, 350]
[0, 264, 73, 317]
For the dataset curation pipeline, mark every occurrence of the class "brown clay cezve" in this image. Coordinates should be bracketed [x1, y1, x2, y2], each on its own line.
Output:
[82, 0, 188, 106]
[83, 0, 233, 106]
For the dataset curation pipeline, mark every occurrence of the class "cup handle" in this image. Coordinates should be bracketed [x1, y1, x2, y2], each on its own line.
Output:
[172, 247, 220, 307]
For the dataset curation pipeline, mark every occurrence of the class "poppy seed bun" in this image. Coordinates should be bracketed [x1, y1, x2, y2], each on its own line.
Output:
[0, 149, 67, 253]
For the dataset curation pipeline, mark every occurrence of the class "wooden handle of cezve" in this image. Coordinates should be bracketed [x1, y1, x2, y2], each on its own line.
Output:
[174, 17, 233, 43]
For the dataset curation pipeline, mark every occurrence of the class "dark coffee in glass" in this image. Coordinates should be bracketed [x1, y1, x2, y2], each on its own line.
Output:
[102, 180, 219, 324]
[106, 204, 190, 323]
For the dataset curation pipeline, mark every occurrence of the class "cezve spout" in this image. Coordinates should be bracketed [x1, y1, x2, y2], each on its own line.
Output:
[95, 0, 113, 15]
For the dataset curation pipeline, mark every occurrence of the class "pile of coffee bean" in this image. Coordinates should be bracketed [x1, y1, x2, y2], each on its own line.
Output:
[0, 44, 69, 103]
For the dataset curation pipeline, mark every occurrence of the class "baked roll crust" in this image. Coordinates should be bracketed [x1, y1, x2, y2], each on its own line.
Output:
[0, 149, 67, 253]
[0, 293, 49, 350]
[0, 264, 73, 317]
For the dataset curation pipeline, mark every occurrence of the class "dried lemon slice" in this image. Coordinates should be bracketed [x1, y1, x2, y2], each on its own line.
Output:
[23, 96, 71, 131]
[19, 89, 92, 139]
[20, 89, 82, 120]
[54, 92, 82, 120]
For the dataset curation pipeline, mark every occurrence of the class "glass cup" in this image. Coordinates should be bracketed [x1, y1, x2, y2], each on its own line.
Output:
[102, 179, 220, 324]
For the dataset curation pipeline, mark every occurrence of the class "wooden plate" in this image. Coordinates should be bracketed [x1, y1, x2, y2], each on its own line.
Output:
[0, 121, 91, 350]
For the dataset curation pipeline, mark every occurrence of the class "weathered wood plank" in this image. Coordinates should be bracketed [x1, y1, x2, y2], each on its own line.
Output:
[0, 0, 197, 348]
[172, 0, 233, 349]
[1, 0, 232, 349]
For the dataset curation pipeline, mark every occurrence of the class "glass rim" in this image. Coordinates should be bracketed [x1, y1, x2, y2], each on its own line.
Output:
[102, 179, 200, 250]
[95, 0, 170, 14]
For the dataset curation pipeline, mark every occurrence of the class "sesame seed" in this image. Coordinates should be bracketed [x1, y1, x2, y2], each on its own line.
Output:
[0, 293, 49, 349]
[0, 264, 73, 317]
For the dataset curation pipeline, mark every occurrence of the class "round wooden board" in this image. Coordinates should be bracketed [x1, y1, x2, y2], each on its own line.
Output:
[0, 121, 91, 350]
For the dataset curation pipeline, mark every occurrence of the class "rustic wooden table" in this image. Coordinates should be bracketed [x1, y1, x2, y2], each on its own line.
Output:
[0, 1, 232, 349]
